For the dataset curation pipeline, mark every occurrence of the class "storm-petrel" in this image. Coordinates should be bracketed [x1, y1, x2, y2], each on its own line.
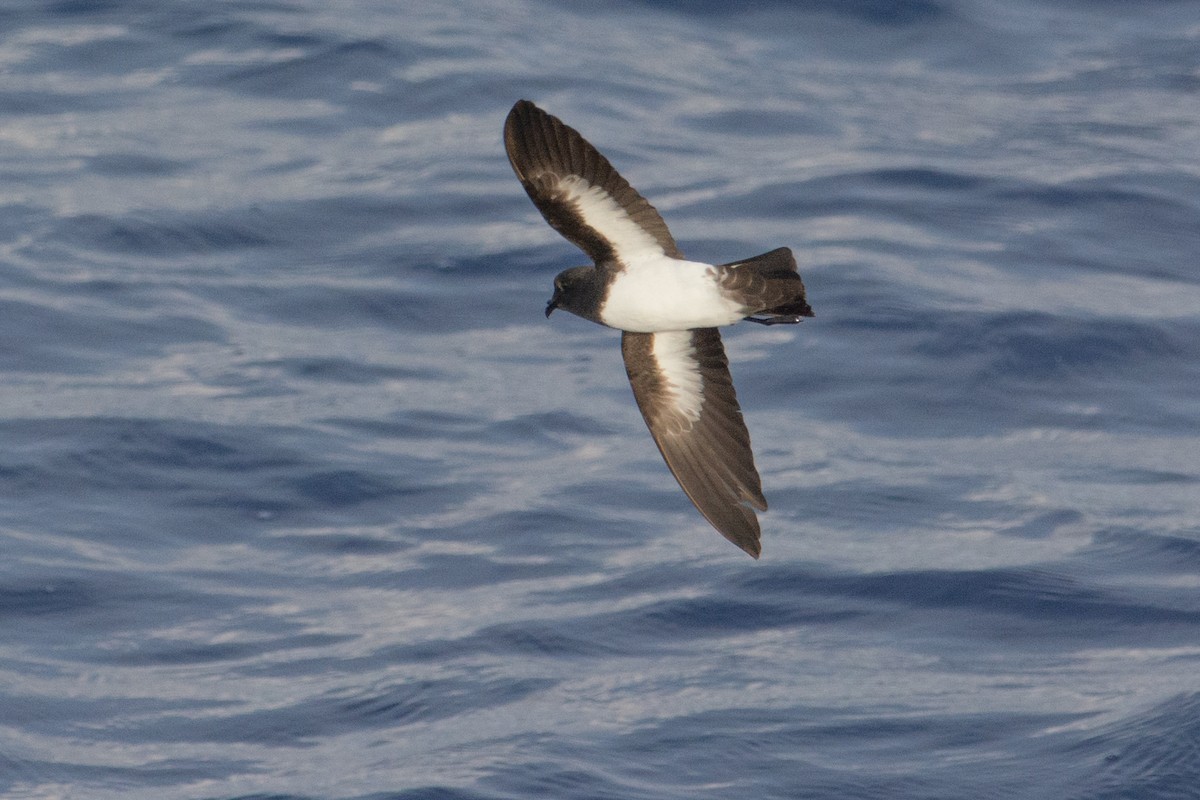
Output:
[503, 99, 813, 558]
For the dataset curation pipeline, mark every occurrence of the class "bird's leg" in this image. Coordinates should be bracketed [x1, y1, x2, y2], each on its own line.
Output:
[743, 314, 804, 326]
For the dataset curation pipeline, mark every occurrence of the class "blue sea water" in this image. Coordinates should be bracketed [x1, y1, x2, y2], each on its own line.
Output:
[2, 0, 1200, 797]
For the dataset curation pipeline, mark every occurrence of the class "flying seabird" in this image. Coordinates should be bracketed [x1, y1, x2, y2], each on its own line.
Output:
[503, 99, 813, 558]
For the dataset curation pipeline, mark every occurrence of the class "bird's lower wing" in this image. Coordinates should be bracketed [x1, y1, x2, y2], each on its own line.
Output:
[620, 329, 766, 558]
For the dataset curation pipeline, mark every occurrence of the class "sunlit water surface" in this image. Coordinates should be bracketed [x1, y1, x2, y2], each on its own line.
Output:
[2, 1, 1199, 798]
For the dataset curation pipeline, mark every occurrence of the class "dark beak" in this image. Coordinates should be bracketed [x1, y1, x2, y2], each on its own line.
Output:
[545, 297, 558, 318]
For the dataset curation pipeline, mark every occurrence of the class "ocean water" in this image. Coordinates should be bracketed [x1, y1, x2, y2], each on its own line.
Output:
[2, 0, 1199, 798]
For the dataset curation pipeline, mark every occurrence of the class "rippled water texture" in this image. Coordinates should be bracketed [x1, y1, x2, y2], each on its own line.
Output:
[2, 1, 1199, 798]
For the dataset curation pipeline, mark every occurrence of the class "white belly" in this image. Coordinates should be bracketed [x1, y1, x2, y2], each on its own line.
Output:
[599, 256, 745, 333]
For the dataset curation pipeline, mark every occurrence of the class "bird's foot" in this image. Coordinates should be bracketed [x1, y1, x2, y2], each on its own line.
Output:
[743, 314, 804, 326]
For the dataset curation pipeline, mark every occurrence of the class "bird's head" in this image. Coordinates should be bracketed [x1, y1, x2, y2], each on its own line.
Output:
[546, 266, 603, 323]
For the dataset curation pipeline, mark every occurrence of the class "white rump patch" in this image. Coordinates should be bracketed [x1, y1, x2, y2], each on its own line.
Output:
[557, 175, 663, 262]
[652, 331, 703, 424]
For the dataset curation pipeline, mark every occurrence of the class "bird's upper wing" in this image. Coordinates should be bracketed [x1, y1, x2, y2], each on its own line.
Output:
[504, 99, 683, 268]
[621, 328, 767, 557]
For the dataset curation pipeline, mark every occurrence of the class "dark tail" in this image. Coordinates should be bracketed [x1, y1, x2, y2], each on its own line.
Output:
[720, 247, 814, 324]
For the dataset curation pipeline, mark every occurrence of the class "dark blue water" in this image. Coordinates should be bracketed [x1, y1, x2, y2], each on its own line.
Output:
[3, 1, 1199, 798]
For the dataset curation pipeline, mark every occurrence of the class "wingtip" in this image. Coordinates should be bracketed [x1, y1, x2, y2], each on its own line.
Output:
[703, 517, 762, 559]
[504, 99, 527, 134]
[505, 99, 541, 129]
[727, 523, 763, 559]
[503, 100, 553, 178]
[705, 502, 765, 559]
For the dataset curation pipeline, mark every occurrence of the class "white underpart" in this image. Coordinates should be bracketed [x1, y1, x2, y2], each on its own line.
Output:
[557, 173, 745, 332]
[558, 175, 662, 261]
[652, 331, 704, 424]
[601, 254, 745, 332]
